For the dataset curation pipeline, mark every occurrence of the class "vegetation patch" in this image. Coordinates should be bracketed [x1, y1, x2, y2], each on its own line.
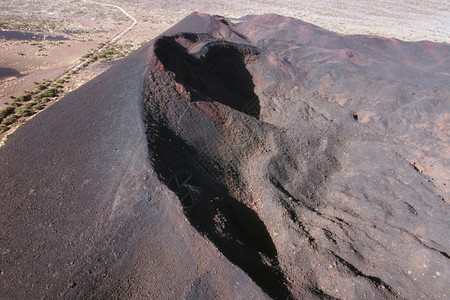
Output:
[1, 37, 136, 135]
[0, 79, 64, 132]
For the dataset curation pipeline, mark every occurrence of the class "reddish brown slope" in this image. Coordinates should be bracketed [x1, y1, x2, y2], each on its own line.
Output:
[1, 12, 449, 299]
[0, 16, 268, 299]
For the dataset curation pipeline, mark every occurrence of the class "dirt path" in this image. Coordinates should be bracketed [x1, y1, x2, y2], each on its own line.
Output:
[84, 0, 137, 43]
[68, 0, 138, 74]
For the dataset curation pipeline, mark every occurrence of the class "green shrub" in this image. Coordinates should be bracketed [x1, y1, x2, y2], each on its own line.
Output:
[0, 106, 15, 120]
[16, 93, 32, 102]
[40, 88, 58, 98]
[33, 103, 45, 110]
[81, 51, 93, 59]
[2, 115, 17, 126]
[0, 125, 8, 133]
[23, 102, 36, 109]
[37, 83, 47, 90]
[15, 106, 34, 117]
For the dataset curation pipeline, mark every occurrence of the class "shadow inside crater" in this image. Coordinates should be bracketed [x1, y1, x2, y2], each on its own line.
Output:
[145, 113, 291, 299]
[154, 34, 261, 118]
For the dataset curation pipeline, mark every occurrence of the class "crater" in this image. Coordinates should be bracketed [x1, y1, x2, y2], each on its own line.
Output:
[154, 34, 261, 118]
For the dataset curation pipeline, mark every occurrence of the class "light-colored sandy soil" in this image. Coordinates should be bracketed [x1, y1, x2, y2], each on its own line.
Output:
[112, 0, 449, 43]
[0, 0, 134, 106]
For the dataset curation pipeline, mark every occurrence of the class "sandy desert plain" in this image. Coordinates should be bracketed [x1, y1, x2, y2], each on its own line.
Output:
[0, 0, 449, 139]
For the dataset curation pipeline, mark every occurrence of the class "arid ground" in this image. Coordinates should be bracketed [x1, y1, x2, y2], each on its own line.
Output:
[0, 1, 449, 299]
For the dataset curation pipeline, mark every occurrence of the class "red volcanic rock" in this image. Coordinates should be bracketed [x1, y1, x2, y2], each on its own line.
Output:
[1, 12, 449, 299]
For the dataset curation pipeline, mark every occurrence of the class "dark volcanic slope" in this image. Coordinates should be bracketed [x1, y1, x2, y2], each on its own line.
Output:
[1, 12, 449, 299]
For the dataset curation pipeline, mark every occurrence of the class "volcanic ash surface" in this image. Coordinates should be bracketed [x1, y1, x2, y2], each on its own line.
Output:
[1, 12, 449, 299]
